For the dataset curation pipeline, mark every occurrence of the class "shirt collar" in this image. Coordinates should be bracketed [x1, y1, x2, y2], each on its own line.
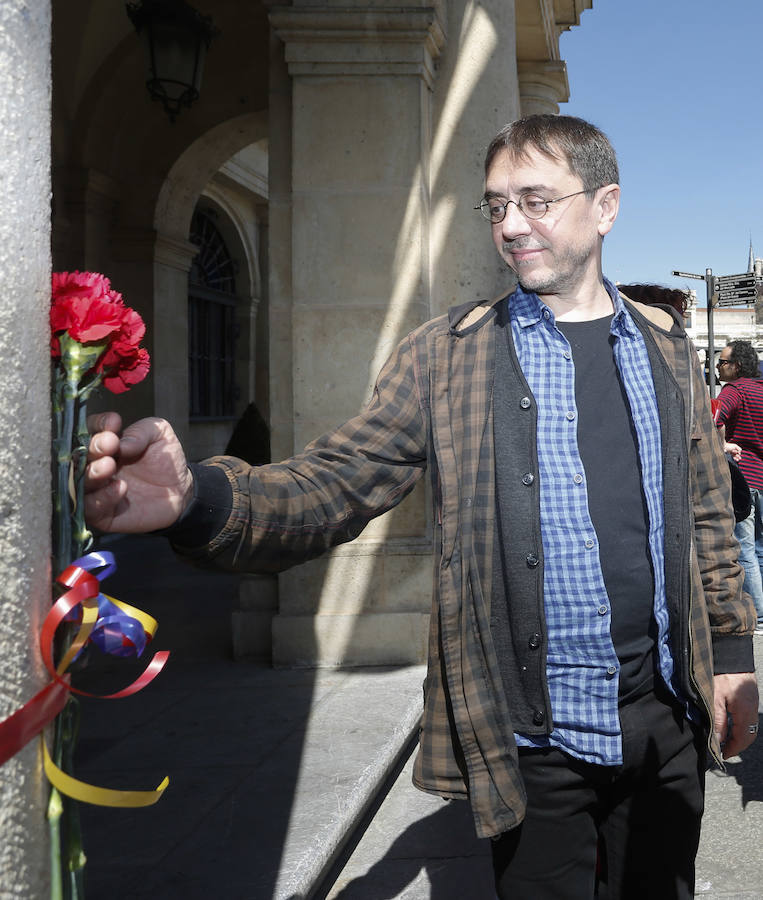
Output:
[509, 277, 637, 336]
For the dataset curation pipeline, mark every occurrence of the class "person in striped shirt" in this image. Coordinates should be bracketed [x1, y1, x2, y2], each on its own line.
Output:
[715, 339, 763, 633]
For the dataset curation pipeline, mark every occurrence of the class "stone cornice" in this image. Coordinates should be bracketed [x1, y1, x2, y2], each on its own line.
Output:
[269, 6, 446, 89]
[553, 0, 593, 30]
[155, 233, 199, 271]
[515, 0, 593, 63]
[112, 229, 198, 270]
[515, 0, 591, 113]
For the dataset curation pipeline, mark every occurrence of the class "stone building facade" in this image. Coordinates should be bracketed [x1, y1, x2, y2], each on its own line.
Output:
[1, 1, 594, 889]
[51, 0, 594, 672]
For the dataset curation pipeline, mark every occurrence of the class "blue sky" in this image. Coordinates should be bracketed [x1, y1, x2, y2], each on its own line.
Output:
[560, 0, 762, 294]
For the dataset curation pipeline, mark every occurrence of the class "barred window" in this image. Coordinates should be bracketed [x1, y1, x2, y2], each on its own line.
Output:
[188, 209, 238, 419]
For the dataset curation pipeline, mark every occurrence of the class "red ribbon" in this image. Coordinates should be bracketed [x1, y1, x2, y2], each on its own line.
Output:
[0, 680, 70, 767]
[0, 561, 169, 767]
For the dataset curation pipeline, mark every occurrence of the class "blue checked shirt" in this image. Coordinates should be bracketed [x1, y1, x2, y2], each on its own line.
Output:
[510, 280, 675, 765]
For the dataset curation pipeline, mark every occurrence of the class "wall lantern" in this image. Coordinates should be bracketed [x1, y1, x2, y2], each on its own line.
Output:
[126, 0, 219, 122]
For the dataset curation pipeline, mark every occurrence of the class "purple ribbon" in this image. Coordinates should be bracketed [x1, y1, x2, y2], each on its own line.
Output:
[63, 551, 150, 658]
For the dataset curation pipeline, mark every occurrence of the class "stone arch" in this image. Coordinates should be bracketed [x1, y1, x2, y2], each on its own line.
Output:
[151, 112, 270, 457]
[154, 111, 268, 243]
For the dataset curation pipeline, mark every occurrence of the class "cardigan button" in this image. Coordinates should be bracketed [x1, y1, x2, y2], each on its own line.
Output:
[532, 709, 545, 725]
[525, 553, 539, 568]
[528, 633, 541, 650]
[520, 396, 532, 409]
[522, 473, 535, 486]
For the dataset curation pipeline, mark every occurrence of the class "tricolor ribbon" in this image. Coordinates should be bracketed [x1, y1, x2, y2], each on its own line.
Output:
[0, 551, 169, 806]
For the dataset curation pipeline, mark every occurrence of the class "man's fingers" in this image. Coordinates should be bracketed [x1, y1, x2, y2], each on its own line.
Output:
[86, 456, 117, 484]
[722, 724, 758, 759]
[714, 709, 728, 750]
[84, 477, 128, 528]
[117, 417, 171, 460]
[88, 417, 168, 463]
[714, 672, 760, 759]
[88, 430, 120, 461]
[87, 411, 122, 436]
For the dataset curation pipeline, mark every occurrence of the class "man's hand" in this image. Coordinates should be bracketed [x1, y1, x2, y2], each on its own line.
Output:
[713, 672, 760, 758]
[85, 413, 194, 534]
[717, 424, 743, 461]
[724, 441, 743, 462]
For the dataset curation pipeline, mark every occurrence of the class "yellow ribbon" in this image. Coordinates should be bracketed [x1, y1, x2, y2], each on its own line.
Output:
[43, 740, 168, 808]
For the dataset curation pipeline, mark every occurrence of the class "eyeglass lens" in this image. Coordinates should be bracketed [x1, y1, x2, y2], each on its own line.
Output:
[479, 196, 548, 223]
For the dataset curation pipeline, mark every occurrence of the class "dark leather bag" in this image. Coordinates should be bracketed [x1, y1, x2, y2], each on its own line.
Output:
[728, 457, 752, 522]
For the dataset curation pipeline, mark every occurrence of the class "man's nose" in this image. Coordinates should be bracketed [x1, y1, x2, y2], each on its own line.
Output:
[500, 202, 532, 239]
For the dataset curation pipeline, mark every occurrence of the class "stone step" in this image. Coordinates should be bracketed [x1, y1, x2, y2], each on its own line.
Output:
[273, 664, 426, 899]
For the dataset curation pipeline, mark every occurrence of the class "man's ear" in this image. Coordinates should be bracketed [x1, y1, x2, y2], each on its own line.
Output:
[597, 184, 620, 237]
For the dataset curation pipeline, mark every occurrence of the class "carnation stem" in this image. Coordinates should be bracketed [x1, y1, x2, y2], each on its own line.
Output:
[50, 346, 88, 900]
[48, 785, 64, 900]
[62, 698, 85, 899]
[72, 380, 100, 552]
[53, 373, 77, 574]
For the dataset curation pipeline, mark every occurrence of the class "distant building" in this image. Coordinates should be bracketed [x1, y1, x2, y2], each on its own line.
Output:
[683, 243, 763, 388]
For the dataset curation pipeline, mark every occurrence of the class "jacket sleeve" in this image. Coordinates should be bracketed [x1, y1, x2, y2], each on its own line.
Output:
[170, 333, 429, 573]
[689, 358, 756, 673]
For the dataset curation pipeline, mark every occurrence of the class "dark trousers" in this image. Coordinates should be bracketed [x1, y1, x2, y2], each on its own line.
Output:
[491, 689, 706, 900]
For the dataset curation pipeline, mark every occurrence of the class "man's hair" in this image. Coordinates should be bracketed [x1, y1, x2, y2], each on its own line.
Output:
[484, 114, 619, 191]
[618, 283, 688, 316]
[727, 340, 761, 378]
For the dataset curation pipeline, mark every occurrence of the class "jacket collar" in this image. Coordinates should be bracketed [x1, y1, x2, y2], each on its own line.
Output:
[448, 294, 505, 335]
[446, 282, 685, 339]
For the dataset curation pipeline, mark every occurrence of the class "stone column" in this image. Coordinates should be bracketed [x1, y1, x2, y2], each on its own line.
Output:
[517, 60, 570, 116]
[153, 234, 199, 453]
[267, 3, 444, 666]
[429, 0, 522, 315]
[52, 167, 120, 273]
[0, 2, 53, 894]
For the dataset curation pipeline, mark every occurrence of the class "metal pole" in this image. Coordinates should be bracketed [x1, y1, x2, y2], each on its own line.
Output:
[706, 267, 716, 398]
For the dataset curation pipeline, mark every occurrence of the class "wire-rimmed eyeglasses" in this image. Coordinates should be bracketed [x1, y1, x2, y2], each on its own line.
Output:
[475, 189, 593, 224]
[716, 359, 734, 368]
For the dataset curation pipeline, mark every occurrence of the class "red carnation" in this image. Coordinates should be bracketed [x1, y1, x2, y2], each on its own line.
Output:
[50, 270, 150, 392]
[50, 296, 127, 347]
[50, 271, 127, 349]
[52, 271, 117, 303]
[102, 348, 151, 394]
[98, 307, 146, 367]
[96, 306, 150, 393]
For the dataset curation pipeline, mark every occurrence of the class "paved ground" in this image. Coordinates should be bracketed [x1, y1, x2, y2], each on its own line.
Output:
[326, 713, 763, 900]
[72, 535, 763, 899]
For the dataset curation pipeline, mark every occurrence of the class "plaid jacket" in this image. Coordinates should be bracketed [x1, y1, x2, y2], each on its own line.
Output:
[180, 291, 756, 839]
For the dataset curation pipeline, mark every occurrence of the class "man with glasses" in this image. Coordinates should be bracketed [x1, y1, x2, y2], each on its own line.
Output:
[85, 115, 758, 899]
[715, 340, 763, 635]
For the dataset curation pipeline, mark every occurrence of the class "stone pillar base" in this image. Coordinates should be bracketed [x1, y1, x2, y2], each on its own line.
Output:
[232, 574, 279, 660]
[272, 611, 429, 668]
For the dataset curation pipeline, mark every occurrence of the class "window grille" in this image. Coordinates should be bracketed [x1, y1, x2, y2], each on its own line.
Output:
[188, 209, 238, 418]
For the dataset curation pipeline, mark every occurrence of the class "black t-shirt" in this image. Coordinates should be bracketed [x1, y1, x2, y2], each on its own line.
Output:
[556, 315, 657, 700]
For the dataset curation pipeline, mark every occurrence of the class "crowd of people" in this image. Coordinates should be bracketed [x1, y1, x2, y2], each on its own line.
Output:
[714, 339, 763, 636]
